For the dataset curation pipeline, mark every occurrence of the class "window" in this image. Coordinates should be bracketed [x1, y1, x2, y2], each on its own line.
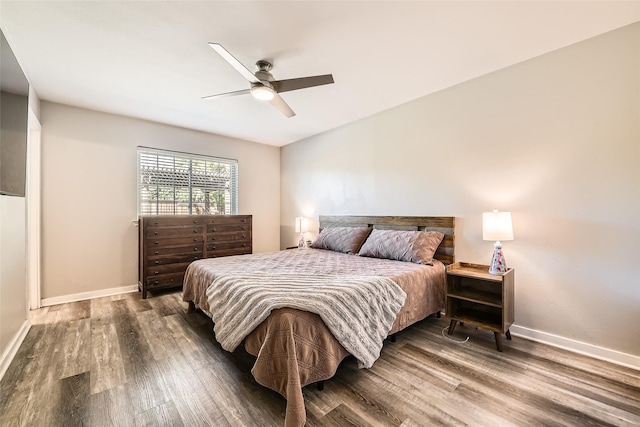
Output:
[137, 147, 238, 215]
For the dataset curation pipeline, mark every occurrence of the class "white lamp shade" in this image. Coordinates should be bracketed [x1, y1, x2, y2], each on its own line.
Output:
[483, 211, 514, 241]
[295, 217, 309, 233]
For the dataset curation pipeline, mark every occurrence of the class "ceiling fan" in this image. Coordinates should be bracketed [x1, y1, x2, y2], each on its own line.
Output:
[203, 43, 334, 118]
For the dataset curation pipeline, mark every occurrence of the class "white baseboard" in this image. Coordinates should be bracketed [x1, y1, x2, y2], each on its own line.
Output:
[41, 284, 138, 307]
[510, 324, 640, 371]
[0, 320, 31, 382]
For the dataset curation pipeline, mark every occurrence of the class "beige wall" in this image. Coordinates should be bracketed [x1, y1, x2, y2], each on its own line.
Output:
[41, 102, 280, 299]
[281, 23, 640, 358]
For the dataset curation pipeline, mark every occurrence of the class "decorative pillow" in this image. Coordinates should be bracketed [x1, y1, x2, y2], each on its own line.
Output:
[310, 226, 372, 254]
[357, 229, 444, 265]
[412, 231, 446, 265]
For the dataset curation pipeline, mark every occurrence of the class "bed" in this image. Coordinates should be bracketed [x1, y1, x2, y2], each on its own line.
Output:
[182, 215, 455, 427]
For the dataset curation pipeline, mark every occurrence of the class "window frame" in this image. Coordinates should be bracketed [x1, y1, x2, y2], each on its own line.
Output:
[137, 146, 238, 216]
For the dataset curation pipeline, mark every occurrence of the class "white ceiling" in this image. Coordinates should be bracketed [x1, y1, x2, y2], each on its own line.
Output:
[1, 1, 638, 146]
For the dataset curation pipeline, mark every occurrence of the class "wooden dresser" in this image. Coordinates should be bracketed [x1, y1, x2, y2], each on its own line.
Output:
[138, 215, 252, 298]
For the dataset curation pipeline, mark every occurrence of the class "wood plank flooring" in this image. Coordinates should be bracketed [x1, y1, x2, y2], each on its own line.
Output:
[1, 290, 638, 426]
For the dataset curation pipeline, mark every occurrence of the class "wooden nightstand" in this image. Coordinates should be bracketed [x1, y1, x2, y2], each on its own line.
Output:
[446, 262, 514, 351]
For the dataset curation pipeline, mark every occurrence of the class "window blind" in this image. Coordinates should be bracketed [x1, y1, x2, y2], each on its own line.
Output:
[137, 147, 238, 216]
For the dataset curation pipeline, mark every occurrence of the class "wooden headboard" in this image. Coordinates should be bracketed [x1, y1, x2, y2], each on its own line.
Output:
[319, 215, 455, 265]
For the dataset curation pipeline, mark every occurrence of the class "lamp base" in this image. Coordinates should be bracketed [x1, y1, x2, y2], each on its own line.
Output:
[488, 241, 507, 275]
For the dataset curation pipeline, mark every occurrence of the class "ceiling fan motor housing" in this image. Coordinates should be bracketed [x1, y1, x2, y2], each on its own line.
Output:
[255, 60, 275, 82]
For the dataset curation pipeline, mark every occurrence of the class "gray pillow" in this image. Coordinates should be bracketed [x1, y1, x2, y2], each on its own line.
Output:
[310, 227, 372, 254]
[357, 229, 444, 265]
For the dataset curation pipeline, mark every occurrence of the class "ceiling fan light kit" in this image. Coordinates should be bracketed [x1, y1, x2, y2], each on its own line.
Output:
[204, 43, 334, 118]
[250, 83, 276, 101]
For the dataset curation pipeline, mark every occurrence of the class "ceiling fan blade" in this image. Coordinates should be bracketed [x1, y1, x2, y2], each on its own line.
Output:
[208, 43, 259, 84]
[201, 89, 251, 100]
[268, 93, 296, 118]
[271, 74, 334, 93]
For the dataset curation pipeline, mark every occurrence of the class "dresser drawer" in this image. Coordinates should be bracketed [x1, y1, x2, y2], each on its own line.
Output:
[146, 235, 204, 248]
[144, 216, 205, 228]
[146, 272, 184, 289]
[207, 230, 250, 242]
[206, 241, 251, 252]
[207, 224, 251, 234]
[147, 253, 202, 267]
[146, 262, 192, 277]
[208, 247, 252, 258]
[147, 245, 203, 256]
[207, 216, 250, 225]
[145, 226, 203, 239]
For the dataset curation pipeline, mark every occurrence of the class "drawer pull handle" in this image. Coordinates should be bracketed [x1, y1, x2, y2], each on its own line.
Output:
[154, 261, 159, 264]
[154, 241, 159, 245]
[154, 231, 158, 235]
[154, 271, 159, 275]
[193, 220, 198, 224]
[193, 229, 198, 233]
[212, 228, 216, 232]
[194, 247, 198, 251]
[194, 257, 199, 260]
[194, 238, 198, 241]
[154, 251, 159, 255]
[154, 281, 159, 284]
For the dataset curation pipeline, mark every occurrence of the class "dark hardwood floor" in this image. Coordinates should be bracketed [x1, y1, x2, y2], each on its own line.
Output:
[1, 290, 638, 426]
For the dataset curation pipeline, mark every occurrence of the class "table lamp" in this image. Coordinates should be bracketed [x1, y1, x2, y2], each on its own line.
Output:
[295, 216, 309, 248]
[483, 209, 514, 275]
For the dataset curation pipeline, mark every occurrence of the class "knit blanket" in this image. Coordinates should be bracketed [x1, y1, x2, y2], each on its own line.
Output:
[206, 273, 407, 368]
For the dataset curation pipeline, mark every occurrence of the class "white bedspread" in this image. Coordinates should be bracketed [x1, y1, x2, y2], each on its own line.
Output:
[206, 273, 407, 368]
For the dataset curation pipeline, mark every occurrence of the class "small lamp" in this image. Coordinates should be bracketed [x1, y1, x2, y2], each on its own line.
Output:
[483, 209, 514, 275]
[294, 217, 309, 248]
